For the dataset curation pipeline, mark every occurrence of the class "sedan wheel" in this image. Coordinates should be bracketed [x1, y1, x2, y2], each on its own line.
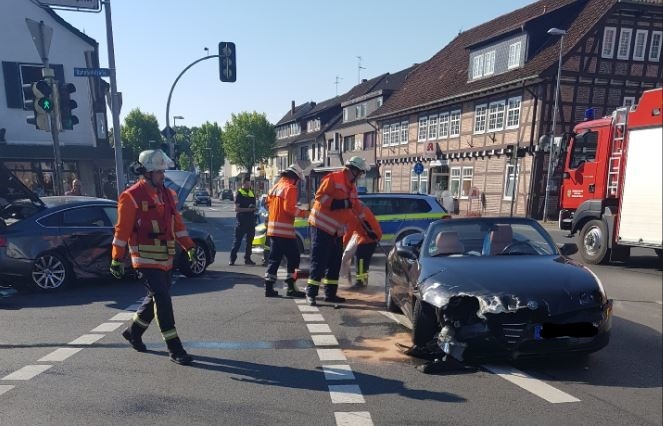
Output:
[31, 253, 71, 291]
[179, 243, 208, 277]
[412, 298, 438, 347]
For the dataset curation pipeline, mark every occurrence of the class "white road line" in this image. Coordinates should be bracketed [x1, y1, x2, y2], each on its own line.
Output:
[323, 365, 356, 381]
[483, 364, 581, 403]
[312, 335, 339, 346]
[38, 348, 82, 362]
[335, 412, 373, 426]
[294, 299, 308, 304]
[0, 385, 15, 395]
[328, 385, 366, 403]
[2, 365, 53, 381]
[68, 334, 105, 345]
[317, 349, 347, 361]
[125, 304, 141, 311]
[302, 313, 325, 322]
[307, 324, 332, 333]
[91, 322, 124, 333]
[298, 305, 320, 312]
[109, 312, 134, 321]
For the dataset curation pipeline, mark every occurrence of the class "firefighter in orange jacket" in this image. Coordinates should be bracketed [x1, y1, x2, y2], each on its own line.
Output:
[110, 149, 196, 365]
[306, 156, 370, 306]
[343, 202, 382, 288]
[263, 164, 308, 298]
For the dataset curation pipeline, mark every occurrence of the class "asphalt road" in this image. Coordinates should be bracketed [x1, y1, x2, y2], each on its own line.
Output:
[1, 198, 661, 425]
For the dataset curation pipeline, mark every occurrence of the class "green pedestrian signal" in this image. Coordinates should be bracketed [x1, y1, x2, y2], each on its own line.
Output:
[38, 97, 53, 112]
[23, 79, 52, 131]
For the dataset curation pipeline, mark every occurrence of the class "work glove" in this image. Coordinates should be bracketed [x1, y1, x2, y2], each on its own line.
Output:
[366, 230, 378, 241]
[186, 247, 197, 262]
[330, 199, 352, 210]
[110, 259, 124, 279]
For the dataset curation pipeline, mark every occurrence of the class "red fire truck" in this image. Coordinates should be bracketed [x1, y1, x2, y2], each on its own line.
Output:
[558, 88, 662, 264]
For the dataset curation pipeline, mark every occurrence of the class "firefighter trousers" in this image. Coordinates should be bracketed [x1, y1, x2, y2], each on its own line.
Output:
[133, 268, 181, 344]
[308, 227, 343, 285]
[355, 242, 377, 285]
[264, 236, 300, 283]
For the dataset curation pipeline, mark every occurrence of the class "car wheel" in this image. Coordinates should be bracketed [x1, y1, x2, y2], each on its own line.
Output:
[179, 242, 208, 277]
[579, 219, 610, 264]
[30, 252, 72, 291]
[412, 298, 438, 347]
[384, 265, 401, 313]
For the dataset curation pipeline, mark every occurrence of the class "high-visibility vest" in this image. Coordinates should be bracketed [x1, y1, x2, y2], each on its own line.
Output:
[266, 177, 306, 239]
[308, 169, 361, 236]
[112, 180, 193, 271]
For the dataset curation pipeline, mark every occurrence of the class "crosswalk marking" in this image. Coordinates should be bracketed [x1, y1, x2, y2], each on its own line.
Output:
[38, 348, 82, 362]
[2, 365, 52, 381]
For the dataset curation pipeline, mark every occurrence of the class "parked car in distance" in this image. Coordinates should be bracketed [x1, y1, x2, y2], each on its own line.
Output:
[221, 189, 234, 201]
[193, 190, 212, 206]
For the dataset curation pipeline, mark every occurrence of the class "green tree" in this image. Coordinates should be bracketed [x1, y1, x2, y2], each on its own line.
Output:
[190, 122, 224, 177]
[120, 108, 162, 160]
[178, 151, 192, 171]
[223, 111, 275, 177]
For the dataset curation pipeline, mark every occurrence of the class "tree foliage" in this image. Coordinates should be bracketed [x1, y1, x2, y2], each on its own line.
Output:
[120, 108, 162, 160]
[178, 151, 192, 171]
[223, 111, 275, 176]
[189, 122, 224, 177]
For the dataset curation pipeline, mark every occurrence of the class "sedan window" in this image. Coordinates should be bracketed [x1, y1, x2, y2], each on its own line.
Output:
[103, 206, 118, 226]
[62, 206, 111, 227]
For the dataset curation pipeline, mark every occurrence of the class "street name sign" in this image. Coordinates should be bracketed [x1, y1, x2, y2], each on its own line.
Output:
[37, 0, 100, 10]
[74, 67, 110, 77]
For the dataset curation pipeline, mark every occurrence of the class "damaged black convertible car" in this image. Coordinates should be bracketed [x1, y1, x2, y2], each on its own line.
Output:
[385, 217, 612, 362]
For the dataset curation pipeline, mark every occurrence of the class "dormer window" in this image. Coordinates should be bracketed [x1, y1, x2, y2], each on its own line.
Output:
[507, 42, 521, 69]
[469, 34, 527, 81]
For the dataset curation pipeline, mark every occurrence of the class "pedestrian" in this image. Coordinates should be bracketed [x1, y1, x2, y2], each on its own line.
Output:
[342, 202, 382, 289]
[229, 177, 257, 266]
[110, 149, 197, 365]
[65, 179, 84, 196]
[305, 156, 370, 306]
[263, 164, 308, 298]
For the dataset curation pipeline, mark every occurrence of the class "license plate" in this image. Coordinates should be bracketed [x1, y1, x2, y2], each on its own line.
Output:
[534, 325, 543, 340]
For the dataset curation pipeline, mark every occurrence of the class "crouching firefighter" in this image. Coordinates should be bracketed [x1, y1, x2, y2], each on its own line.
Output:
[263, 164, 309, 297]
[110, 149, 196, 365]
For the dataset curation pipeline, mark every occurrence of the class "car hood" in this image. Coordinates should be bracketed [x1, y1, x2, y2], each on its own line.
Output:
[418, 256, 605, 316]
[0, 163, 46, 209]
[164, 170, 199, 210]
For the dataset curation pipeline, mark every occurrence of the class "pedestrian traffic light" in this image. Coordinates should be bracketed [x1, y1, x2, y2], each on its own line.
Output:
[58, 83, 79, 130]
[23, 79, 52, 131]
[218, 41, 236, 82]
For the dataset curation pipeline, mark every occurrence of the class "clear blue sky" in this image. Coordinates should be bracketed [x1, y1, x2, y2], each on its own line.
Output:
[58, 0, 532, 130]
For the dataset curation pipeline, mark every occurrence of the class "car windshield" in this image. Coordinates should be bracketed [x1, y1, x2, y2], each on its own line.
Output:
[423, 219, 556, 257]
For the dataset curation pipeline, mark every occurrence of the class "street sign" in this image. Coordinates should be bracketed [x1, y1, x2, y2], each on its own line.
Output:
[424, 141, 436, 158]
[413, 161, 424, 175]
[74, 67, 110, 77]
[37, 0, 100, 10]
[26, 19, 53, 62]
[161, 126, 176, 138]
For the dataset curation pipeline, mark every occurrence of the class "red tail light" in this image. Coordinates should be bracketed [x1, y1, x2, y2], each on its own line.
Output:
[442, 215, 452, 220]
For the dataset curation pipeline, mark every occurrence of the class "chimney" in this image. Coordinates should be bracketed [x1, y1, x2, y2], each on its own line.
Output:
[291, 100, 296, 115]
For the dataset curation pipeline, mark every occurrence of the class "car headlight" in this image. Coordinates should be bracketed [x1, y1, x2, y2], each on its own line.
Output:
[583, 266, 607, 300]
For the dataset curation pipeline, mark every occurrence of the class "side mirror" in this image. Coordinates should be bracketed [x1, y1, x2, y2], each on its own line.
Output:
[558, 242, 578, 256]
[396, 246, 418, 261]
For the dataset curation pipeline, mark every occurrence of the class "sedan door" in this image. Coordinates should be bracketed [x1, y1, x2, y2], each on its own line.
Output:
[361, 197, 404, 247]
[60, 205, 115, 278]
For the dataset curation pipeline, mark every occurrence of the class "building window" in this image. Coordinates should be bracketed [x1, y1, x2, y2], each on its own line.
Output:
[650, 31, 662, 61]
[343, 135, 354, 152]
[418, 116, 428, 142]
[503, 164, 519, 200]
[488, 101, 505, 131]
[354, 134, 363, 151]
[449, 110, 461, 137]
[633, 30, 648, 61]
[506, 97, 521, 129]
[602, 27, 617, 58]
[428, 115, 438, 140]
[411, 169, 428, 194]
[390, 123, 400, 145]
[439, 113, 449, 138]
[623, 96, 636, 108]
[617, 28, 633, 60]
[300, 146, 309, 161]
[377, 97, 383, 108]
[461, 167, 474, 199]
[382, 125, 390, 146]
[384, 170, 392, 193]
[400, 121, 408, 144]
[472, 55, 484, 79]
[474, 104, 487, 134]
[450, 168, 461, 197]
[483, 50, 496, 76]
[364, 132, 375, 149]
[508, 42, 521, 69]
[343, 108, 349, 122]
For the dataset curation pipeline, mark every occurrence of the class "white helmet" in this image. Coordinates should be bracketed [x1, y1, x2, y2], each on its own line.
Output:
[345, 156, 370, 172]
[285, 164, 305, 182]
[138, 149, 174, 172]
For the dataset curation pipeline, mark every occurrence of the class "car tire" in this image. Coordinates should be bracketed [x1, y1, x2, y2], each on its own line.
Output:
[179, 241, 208, 278]
[579, 219, 610, 265]
[29, 251, 72, 292]
[384, 265, 401, 313]
[412, 298, 438, 347]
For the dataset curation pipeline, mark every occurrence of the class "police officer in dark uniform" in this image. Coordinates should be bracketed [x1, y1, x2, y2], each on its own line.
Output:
[230, 177, 257, 265]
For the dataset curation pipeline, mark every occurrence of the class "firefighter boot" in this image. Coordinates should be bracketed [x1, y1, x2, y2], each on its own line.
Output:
[324, 285, 346, 303]
[265, 280, 279, 297]
[166, 337, 193, 365]
[285, 278, 305, 298]
[306, 285, 319, 306]
[121, 322, 147, 352]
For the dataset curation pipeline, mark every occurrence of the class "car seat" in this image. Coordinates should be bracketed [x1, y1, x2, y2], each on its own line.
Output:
[482, 224, 513, 256]
[434, 231, 465, 255]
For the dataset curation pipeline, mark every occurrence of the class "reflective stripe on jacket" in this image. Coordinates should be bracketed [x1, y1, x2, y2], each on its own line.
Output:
[308, 169, 362, 236]
[266, 176, 306, 239]
[112, 179, 194, 271]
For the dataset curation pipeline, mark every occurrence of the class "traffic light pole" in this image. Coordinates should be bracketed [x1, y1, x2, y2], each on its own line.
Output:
[41, 67, 65, 196]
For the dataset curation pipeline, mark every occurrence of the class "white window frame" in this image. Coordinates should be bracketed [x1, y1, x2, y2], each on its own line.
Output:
[508, 42, 521, 69]
[503, 163, 519, 200]
[449, 110, 461, 137]
[484, 50, 496, 76]
[602, 27, 617, 58]
[472, 54, 484, 79]
[411, 169, 428, 194]
[438, 112, 450, 138]
[617, 28, 633, 60]
[461, 167, 474, 199]
[400, 121, 409, 144]
[418, 116, 428, 142]
[623, 96, 636, 108]
[384, 170, 392, 193]
[506, 96, 522, 129]
[633, 29, 648, 61]
[650, 31, 662, 61]
[450, 167, 461, 198]
[428, 115, 438, 140]
[382, 125, 391, 147]
[474, 104, 487, 134]
[488, 101, 505, 131]
[343, 108, 349, 122]
[390, 123, 400, 145]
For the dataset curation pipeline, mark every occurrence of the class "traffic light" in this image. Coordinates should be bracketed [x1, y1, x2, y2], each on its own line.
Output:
[218, 41, 236, 82]
[58, 83, 79, 130]
[23, 79, 52, 131]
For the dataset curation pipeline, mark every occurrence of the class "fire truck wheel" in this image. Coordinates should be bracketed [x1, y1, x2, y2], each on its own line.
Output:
[579, 219, 610, 265]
